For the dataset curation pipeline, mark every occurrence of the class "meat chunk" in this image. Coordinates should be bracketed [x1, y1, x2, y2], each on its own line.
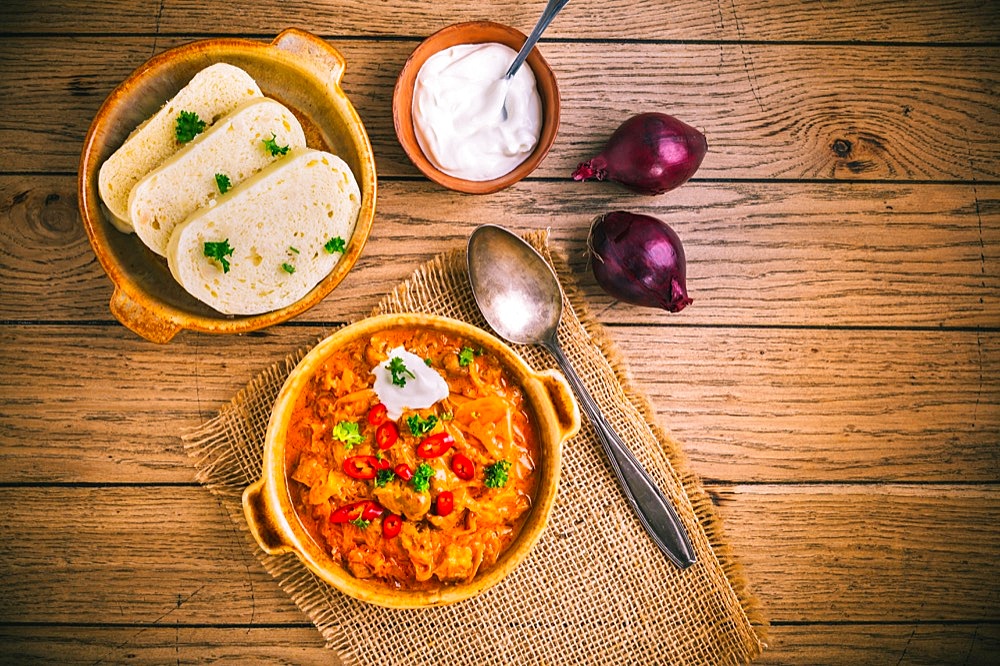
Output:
[373, 484, 431, 521]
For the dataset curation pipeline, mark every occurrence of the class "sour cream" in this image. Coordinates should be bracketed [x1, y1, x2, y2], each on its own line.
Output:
[372, 346, 449, 420]
[412, 42, 543, 181]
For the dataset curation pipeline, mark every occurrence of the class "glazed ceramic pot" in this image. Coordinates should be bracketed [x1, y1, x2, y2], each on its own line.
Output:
[393, 21, 560, 194]
[243, 313, 580, 608]
[79, 29, 377, 343]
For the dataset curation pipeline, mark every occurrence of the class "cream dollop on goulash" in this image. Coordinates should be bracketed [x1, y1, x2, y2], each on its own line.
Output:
[285, 327, 538, 589]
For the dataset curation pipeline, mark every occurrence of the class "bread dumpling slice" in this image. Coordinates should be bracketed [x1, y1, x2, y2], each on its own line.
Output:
[128, 97, 307, 256]
[166, 148, 361, 316]
[98, 63, 262, 232]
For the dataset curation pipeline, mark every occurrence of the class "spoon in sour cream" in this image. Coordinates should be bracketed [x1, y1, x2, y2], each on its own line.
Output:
[500, 0, 571, 120]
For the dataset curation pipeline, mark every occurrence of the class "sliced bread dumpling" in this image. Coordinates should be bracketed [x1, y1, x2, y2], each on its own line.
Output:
[166, 148, 361, 315]
[128, 97, 307, 256]
[98, 63, 263, 232]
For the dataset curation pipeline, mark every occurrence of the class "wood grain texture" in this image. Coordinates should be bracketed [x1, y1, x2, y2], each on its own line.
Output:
[1, 38, 997, 181]
[2, 0, 998, 42]
[0, 485, 996, 625]
[1, 325, 995, 484]
[2, 177, 997, 328]
[0, 623, 997, 666]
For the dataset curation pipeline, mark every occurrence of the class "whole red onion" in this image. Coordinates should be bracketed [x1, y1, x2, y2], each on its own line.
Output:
[573, 112, 707, 195]
[588, 211, 692, 312]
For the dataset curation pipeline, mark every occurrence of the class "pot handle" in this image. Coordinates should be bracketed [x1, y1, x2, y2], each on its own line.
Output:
[242, 478, 293, 555]
[536, 369, 581, 443]
[110, 288, 182, 344]
[271, 28, 346, 87]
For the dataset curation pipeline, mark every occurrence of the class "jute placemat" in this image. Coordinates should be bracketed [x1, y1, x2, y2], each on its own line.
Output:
[184, 231, 766, 665]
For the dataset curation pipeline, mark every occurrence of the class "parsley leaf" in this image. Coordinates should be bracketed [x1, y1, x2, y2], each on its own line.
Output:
[484, 460, 512, 488]
[203, 239, 234, 273]
[459, 347, 482, 367]
[331, 421, 363, 449]
[406, 414, 438, 437]
[411, 463, 434, 493]
[175, 110, 206, 143]
[374, 468, 394, 488]
[388, 356, 415, 387]
[262, 133, 290, 156]
[324, 236, 346, 254]
[349, 516, 371, 530]
[280, 262, 295, 274]
[214, 173, 231, 194]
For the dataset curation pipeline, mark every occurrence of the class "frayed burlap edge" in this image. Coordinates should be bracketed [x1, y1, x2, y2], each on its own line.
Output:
[183, 229, 767, 664]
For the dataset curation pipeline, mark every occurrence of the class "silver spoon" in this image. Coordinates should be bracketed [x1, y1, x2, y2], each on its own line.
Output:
[499, 0, 571, 120]
[467, 224, 697, 569]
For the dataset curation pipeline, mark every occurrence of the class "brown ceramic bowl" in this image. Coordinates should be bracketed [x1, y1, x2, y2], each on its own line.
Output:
[242, 313, 580, 608]
[393, 21, 560, 194]
[79, 29, 377, 343]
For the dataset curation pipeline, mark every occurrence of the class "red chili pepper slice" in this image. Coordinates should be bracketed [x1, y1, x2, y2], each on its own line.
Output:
[417, 432, 455, 459]
[376, 422, 399, 450]
[382, 513, 402, 539]
[342, 455, 379, 480]
[451, 452, 475, 481]
[360, 501, 384, 522]
[435, 491, 454, 517]
[377, 456, 391, 470]
[394, 463, 413, 481]
[367, 403, 388, 427]
[330, 500, 384, 524]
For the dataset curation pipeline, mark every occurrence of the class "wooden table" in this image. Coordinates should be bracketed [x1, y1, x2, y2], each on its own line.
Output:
[1, 1, 998, 663]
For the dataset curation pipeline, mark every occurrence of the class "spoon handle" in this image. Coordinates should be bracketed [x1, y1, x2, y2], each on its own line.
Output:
[505, 0, 572, 79]
[545, 337, 697, 569]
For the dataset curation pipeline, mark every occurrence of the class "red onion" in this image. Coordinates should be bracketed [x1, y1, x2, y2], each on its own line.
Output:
[588, 211, 692, 312]
[572, 112, 707, 195]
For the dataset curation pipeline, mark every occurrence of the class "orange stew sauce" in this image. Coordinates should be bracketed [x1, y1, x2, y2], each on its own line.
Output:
[285, 327, 539, 590]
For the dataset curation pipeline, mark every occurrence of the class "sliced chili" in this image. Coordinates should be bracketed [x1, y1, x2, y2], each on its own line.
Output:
[435, 490, 454, 517]
[376, 422, 399, 450]
[376, 456, 391, 470]
[394, 463, 413, 481]
[451, 452, 475, 481]
[382, 513, 402, 539]
[342, 455, 379, 480]
[367, 403, 388, 427]
[417, 432, 454, 459]
[330, 500, 384, 524]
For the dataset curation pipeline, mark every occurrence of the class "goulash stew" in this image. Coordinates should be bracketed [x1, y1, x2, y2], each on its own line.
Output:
[285, 327, 539, 589]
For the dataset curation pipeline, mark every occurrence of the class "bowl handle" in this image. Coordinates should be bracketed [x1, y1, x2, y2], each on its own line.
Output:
[272, 28, 347, 87]
[110, 288, 182, 344]
[536, 369, 582, 443]
[242, 478, 294, 555]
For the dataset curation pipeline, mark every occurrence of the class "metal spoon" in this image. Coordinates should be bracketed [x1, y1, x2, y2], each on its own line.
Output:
[499, 0, 571, 120]
[467, 224, 697, 569]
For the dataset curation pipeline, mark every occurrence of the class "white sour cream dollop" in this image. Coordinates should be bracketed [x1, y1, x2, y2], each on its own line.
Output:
[372, 346, 449, 420]
[412, 42, 543, 181]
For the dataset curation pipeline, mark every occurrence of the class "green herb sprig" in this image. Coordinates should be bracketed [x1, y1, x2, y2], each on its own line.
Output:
[175, 110, 206, 143]
[203, 239, 234, 273]
[388, 356, 415, 387]
[484, 460, 512, 488]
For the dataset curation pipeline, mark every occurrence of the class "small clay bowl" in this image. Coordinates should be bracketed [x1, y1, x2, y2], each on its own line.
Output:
[79, 29, 377, 343]
[243, 313, 581, 608]
[393, 21, 560, 195]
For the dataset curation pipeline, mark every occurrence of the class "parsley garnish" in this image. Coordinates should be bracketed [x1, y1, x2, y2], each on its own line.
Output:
[214, 173, 231, 194]
[324, 236, 346, 254]
[331, 421, 363, 449]
[411, 463, 434, 493]
[424, 358, 433, 367]
[262, 133, 290, 156]
[459, 347, 482, 367]
[349, 516, 371, 530]
[388, 356, 415, 387]
[288, 246, 299, 254]
[203, 239, 234, 273]
[280, 262, 295, 274]
[406, 414, 438, 437]
[484, 460, 512, 488]
[175, 110, 206, 143]
[374, 468, 394, 488]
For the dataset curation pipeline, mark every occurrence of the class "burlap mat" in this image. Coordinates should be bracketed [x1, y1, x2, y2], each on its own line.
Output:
[184, 231, 766, 665]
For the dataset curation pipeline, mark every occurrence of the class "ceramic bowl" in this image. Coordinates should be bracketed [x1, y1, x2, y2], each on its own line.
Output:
[78, 29, 377, 343]
[392, 21, 560, 195]
[242, 313, 580, 608]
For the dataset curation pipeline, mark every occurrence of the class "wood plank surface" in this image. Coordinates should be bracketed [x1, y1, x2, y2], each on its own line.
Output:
[2, 324, 996, 484]
[1, 38, 997, 181]
[0, 485, 996, 625]
[3, 177, 997, 329]
[3, 0, 998, 43]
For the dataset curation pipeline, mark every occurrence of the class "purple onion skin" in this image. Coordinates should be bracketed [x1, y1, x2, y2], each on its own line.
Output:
[573, 113, 707, 195]
[589, 211, 692, 312]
